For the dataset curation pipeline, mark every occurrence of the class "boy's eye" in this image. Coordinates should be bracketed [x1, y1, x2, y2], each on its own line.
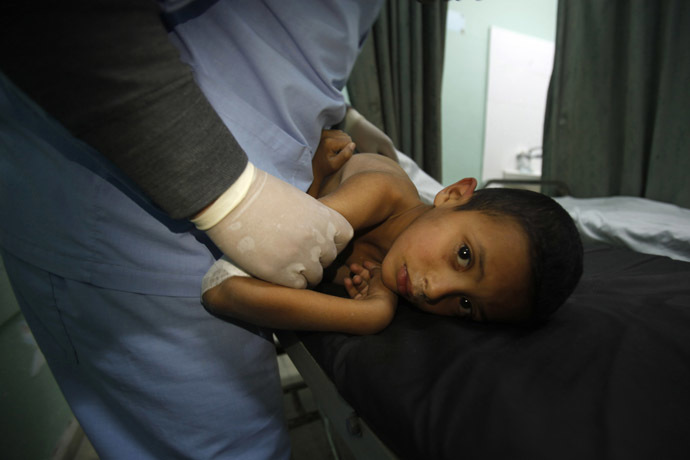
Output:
[456, 245, 472, 268]
[460, 297, 473, 315]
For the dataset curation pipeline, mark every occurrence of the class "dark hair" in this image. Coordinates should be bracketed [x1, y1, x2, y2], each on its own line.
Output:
[455, 187, 583, 321]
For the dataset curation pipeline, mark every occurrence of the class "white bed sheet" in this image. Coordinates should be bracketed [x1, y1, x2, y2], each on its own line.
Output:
[395, 149, 443, 204]
[555, 196, 690, 262]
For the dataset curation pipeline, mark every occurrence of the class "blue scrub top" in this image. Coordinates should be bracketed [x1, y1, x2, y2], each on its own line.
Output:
[165, 0, 384, 191]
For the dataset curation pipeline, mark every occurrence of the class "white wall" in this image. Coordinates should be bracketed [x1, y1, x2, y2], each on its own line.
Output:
[441, 0, 558, 186]
[482, 26, 554, 184]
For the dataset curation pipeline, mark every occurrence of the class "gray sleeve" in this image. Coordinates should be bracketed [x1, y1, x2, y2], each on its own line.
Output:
[0, 1, 246, 219]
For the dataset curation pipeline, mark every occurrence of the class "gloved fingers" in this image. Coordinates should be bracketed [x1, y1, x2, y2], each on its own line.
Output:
[317, 231, 339, 268]
[326, 208, 354, 253]
[298, 259, 325, 288]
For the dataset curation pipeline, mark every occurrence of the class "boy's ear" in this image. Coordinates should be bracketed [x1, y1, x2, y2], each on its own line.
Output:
[433, 178, 477, 207]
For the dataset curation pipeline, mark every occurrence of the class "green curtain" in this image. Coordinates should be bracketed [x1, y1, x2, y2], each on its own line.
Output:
[543, 0, 690, 207]
[346, 0, 448, 181]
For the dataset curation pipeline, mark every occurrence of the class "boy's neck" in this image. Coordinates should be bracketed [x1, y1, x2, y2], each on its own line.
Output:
[369, 202, 432, 253]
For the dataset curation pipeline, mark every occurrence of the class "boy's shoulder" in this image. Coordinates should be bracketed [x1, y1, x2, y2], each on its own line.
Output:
[318, 153, 422, 231]
[339, 153, 413, 184]
[342, 154, 421, 204]
[319, 153, 417, 200]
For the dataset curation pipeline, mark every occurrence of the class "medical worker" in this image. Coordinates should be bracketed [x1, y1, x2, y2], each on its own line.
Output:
[0, 0, 388, 458]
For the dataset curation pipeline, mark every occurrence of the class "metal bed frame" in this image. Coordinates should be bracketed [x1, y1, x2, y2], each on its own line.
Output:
[276, 331, 397, 459]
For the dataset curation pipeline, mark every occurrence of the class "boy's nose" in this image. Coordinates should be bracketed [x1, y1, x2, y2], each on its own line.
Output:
[423, 273, 460, 302]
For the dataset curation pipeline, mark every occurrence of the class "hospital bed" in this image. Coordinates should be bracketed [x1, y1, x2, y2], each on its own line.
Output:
[276, 151, 690, 460]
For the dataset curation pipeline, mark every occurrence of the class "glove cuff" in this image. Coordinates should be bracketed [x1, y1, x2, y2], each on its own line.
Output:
[191, 162, 255, 231]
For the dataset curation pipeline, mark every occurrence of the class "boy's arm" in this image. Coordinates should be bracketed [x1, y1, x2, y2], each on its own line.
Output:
[202, 153, 413, 334]
[203, 271, 396, 335]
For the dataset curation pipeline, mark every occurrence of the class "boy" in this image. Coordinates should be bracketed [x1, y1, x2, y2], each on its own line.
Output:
[202, 131, 583, 334]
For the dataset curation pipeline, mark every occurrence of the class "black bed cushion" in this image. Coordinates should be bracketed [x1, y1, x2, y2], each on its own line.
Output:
[300, 245, 690, 460]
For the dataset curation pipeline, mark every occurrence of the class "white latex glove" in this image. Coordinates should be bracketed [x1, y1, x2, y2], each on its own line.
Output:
[192, 163, 353, 288]
[343, 107, 397, 161]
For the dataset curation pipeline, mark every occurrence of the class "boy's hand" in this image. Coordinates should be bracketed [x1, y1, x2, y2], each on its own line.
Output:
[312, 129, 355, 183]
[344, 262, 372, 299]
[345, 261, 397, 329]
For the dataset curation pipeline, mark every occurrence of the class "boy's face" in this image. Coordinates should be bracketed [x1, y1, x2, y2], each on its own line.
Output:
[381, 179, 532, 323]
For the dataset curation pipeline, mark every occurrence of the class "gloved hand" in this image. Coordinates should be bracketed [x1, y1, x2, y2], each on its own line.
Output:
[192, 163, 353, 288]
[343, 107, 397, 161]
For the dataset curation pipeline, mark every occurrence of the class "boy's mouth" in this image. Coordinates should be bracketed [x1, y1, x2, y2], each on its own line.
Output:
[397, 264, 411, 297]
